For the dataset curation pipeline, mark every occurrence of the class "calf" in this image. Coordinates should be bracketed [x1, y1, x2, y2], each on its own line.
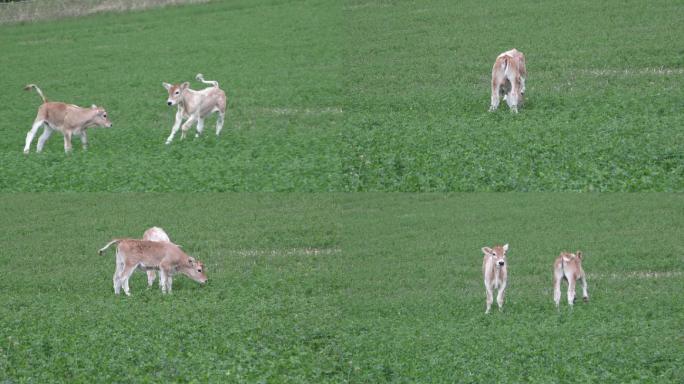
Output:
[553, 251, 588, 308]
[482, 244, 509, 314]
[489, 49, 527, 113]
[162, 73, 226, 144]
[99, 239, 207, 295]
[23, 84, 112, 153]
[141, 226, 172, 288]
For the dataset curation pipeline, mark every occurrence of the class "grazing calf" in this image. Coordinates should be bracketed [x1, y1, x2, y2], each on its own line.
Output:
[489, 49, 527, 113]
[23, 84, 112, 153]
[482, 244, 509, 314]
[553, 251, 589, 308]
[99, 239, 207, 295]
[141, 227, 172, 288]
[162, 73, 226, 144]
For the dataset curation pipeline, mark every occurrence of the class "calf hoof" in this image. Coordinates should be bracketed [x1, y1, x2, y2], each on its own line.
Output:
[583, 296, 589, 303]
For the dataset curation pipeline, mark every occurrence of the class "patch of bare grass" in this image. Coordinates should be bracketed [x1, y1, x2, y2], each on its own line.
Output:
[0, 0, 210, 24]
[233, 248, 342, 257]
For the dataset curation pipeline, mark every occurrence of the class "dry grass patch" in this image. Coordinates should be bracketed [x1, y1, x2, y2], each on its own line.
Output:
[588, 271, 683, 280]
[232, 247, 342, 258]
[0, 0, 210, 24]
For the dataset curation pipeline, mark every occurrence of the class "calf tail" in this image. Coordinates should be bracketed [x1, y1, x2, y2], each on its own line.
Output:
[98, 239, 121, 255]
[24, 84, 47, 103]
[195, 73, 219, 87]
[500, 56, 509, 73]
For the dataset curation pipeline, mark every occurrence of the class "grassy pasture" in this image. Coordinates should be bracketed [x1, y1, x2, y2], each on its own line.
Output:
[0, 0, 681, 191]
[341, 0, 683, 191]
[0, 0, 343, 191]
[0, 193, 682, 382]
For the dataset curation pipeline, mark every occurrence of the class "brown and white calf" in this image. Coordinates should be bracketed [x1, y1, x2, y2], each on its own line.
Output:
[99, 239, 207, 295]
[162, 73, 226, 144]
[482, 244, 509, 314]
[553, 251, 588, 308]
[141, 226, 172, 288]
[23, 84, 112, 153]
[489, 49, 527, 113]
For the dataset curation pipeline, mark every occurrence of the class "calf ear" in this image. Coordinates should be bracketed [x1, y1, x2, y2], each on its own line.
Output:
[503, 243, 509, 253]
[576, 251, 583, 260]
[91, 104, 98, 109]
[482, 247, 493, 255]
[181, 81, 190, 91]
[162, 82, 171, 90]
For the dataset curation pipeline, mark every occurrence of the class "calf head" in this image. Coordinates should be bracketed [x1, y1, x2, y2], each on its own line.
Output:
[162, 82, 190, 106]
[183, 256, 208, 284]
[91, 105, 113, 128]
[482, 243, 509, 268]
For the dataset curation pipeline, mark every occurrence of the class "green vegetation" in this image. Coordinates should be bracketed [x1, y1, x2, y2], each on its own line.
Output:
[0, 0, 681, 191]
[341, 0, 683, 191]
[0, 0, 342, 191]
[0, 0, 682, 382]
[1, 194, 682, 382]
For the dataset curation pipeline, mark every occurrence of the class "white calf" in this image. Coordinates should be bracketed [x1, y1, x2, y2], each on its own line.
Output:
[482, 244, 509, 314]
[489, 49, 527, 113]
[162, 73, 226, 144]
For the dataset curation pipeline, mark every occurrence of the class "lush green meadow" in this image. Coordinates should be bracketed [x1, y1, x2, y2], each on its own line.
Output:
[0, 0, 682, 382]
[0, 0, 343, 191]
[0, 0, 681, 191]
[1, 194, 682, 382]
[341, 0, 683, 191]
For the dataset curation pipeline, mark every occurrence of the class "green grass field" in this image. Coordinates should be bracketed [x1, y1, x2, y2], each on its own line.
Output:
[0, 194, 682, 382]
[0, 0, 682, 382]
[0, 0, 681, 191]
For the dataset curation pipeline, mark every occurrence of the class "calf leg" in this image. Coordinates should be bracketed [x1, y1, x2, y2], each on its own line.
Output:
[63, 131, 73, 153]
[520, 76, 526, 95]
[120, 264, 137, 296]
[24, 119, 44, 154]
[80, 131, 88, 151]
[166, 275, 173, 294]
[113, 269, 123, 295]
[485, 282, 494, 314]
[159, 269, 166, 293]
[36, 127, 54, 153]
[195, 117, 205, 137]
[506, 80, 519, 114]
[496, 280, 507, 311]
[216, 111, 225, 136]
[553, 271, 563, 308]
[146, 270, 156, 287]
[165, 110, 184, 145]
[489, 79, 501, 112]
[580, 275, 589, 302]
[180, 115, 198, 140]
[567, 275, 577, 307]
